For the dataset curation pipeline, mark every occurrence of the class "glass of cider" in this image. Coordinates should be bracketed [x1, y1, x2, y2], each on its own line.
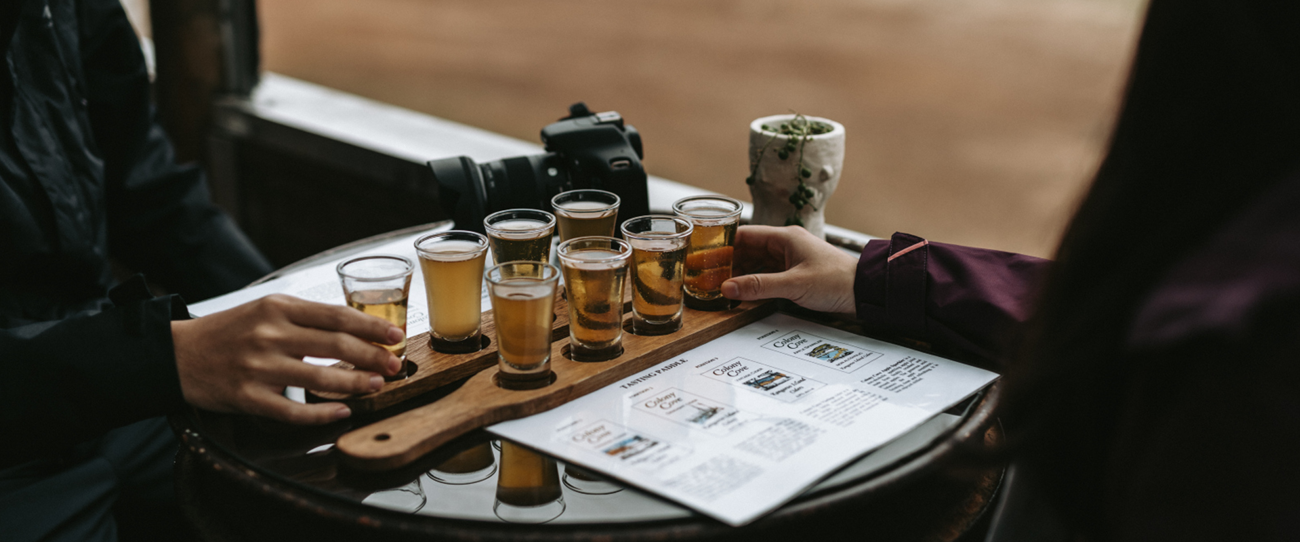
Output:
[484, 209, 556, 265]
[336, 255, 415, 380]
[557, 236, 631, 361]
[620, 215, 692, 335]
[672, 195, 743, 311]
[551, 189, 620, 242]
[485, 261, 560, 390]
[415, 231, 489, 354]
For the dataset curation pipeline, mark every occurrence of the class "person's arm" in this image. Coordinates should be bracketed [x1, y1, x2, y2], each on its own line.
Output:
[723, 227, 1050, 366]
[854, 232, 1050, 365]
[0, 280, 186, 467]
[0, 277, 403, 468]
[79, 0, 271, 301]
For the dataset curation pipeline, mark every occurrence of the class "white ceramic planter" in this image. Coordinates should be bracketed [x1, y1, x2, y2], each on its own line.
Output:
[747, 114, 846, 239]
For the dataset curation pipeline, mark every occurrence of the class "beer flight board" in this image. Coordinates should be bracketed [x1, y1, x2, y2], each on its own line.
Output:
[313, 296, 775, 472]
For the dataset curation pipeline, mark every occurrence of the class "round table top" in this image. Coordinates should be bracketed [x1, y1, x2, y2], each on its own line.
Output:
[173, 222, 1004, 541]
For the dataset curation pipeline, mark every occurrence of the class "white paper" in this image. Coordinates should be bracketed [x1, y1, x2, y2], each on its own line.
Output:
[488, 313, 998, 526]
[187, 224, 492, 374]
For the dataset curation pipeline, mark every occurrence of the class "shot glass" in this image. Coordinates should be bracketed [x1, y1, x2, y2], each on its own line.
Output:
[620, 215, 692, 335]
[415, 231, 489, 354]
[337, 255, 414, 380]
[672, 195, 743, 311]
[484, 209, 556, 265]
[551, 189, 620, 242]
[486, 261, 560, 389]
[557, 236, 631, 361]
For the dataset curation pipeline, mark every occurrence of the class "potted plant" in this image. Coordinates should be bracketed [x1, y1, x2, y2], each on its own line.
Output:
[746, 114, 846, 239]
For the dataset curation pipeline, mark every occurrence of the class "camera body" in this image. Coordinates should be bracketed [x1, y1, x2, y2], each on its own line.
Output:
[429, 103, 650, 233]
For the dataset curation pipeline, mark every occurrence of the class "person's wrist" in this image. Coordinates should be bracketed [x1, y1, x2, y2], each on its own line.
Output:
[830, 252, 858, 314]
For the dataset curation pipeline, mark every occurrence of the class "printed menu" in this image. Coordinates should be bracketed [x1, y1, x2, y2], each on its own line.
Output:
[489, 313, 998, 526]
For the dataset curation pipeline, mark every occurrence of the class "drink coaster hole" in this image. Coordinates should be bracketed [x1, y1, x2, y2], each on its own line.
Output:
[383, 360, 416, 382]
[562, 343, 624, 362]
[685, 296, 740, 312]
[626, 318, 683, 336]
[493, 371, 557, 390]
[430, 334, 490, 355]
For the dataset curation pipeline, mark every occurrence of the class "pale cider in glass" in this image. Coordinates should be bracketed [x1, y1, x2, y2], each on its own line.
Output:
[336, 255, 415, 379]
[416, 231, 489, 354]
[345, 289, 408, 358]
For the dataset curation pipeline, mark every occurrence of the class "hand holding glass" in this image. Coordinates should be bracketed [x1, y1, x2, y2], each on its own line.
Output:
[673, 195, 743, 310]
[337, 255, 414, 380]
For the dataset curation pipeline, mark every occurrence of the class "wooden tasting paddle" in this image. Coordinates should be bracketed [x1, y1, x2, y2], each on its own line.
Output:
[335, 299, 775, 471]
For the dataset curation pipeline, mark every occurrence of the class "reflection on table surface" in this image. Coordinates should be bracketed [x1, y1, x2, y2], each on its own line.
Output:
[209, 224, 989, 528]
[192, 390, 970, 525]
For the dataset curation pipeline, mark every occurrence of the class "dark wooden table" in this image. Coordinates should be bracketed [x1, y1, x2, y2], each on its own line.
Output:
[172, 222, 1005, 541]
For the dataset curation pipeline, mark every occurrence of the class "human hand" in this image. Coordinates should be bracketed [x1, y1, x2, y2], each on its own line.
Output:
[721, 225, 858, 314]
[171, 294, 405, 424]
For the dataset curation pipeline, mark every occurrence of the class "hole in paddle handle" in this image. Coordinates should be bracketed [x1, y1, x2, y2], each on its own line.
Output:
[375, 433, 391, 441]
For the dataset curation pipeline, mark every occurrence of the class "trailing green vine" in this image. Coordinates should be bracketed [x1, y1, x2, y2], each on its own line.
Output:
[746, 113, 833, 227]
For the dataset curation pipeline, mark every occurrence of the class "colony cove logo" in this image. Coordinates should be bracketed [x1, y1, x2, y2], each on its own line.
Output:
[761, 331, 883, 373]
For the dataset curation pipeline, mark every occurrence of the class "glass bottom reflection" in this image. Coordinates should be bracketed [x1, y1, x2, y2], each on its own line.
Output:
[494, 441, 566, 524]
[427, 442, 497, 485]
[362, 478, 426, 514]
[563, 465, 624, 495]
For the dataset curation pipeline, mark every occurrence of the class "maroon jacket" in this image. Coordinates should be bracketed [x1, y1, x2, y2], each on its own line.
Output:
[853, 174, 1300, 540]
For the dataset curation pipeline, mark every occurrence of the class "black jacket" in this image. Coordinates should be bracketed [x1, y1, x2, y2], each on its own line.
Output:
[1, 0, 270, 467]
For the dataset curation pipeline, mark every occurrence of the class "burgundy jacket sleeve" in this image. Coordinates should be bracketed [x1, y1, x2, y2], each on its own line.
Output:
[854, 232, 1051, 367]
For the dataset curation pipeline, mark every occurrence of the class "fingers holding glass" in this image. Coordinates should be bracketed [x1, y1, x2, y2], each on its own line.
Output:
[337, 255, 414, 380]
[673, 195, 743, 310]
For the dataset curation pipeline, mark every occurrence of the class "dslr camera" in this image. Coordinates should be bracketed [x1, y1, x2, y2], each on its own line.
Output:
[429, 103, 650, 232]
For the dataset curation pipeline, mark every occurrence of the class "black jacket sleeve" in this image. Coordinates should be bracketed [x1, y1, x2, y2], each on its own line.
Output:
[78, 0, 271, 302]
[0, 277, 187, 467]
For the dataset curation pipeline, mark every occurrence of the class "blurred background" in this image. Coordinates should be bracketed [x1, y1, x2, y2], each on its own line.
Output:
[122, 0, 1147, 258]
